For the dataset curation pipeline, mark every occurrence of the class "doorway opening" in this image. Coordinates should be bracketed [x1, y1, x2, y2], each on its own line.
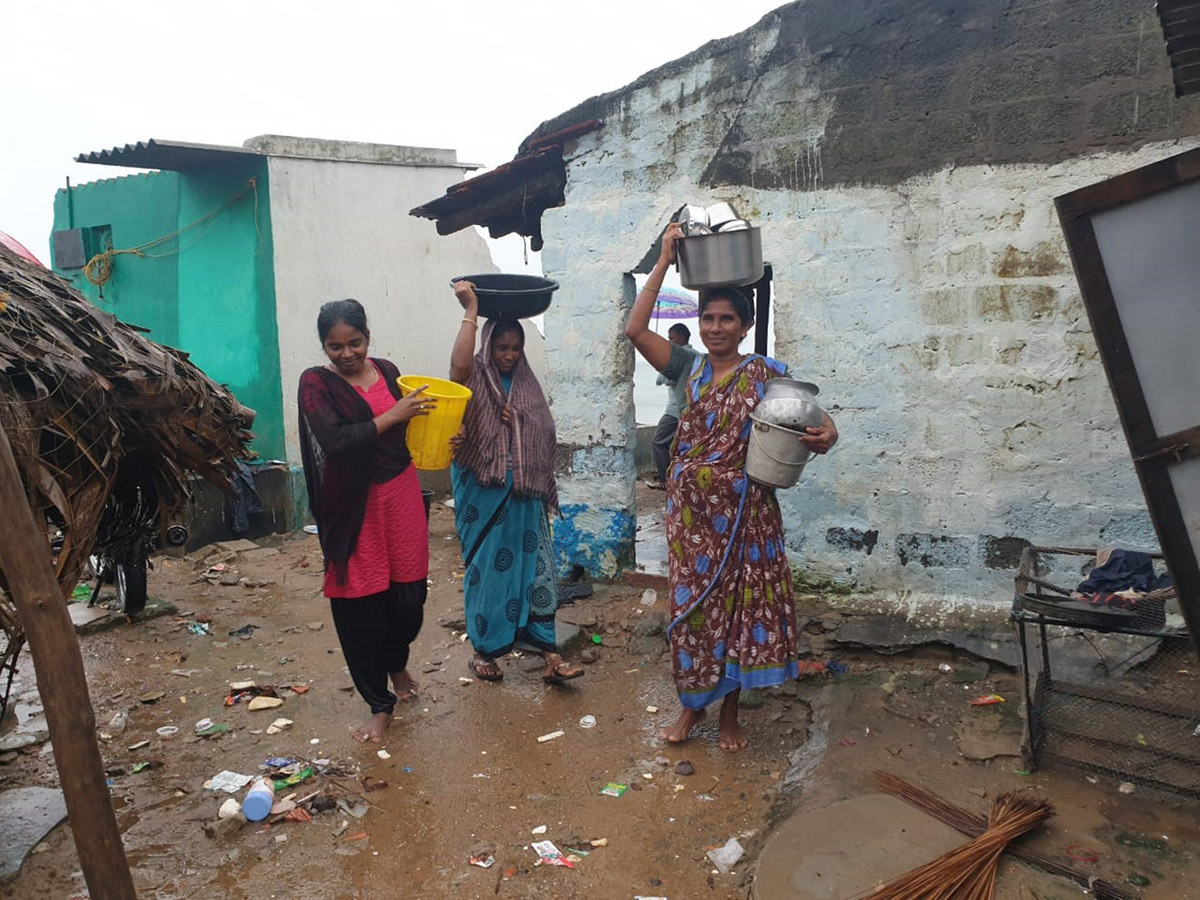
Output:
[628, 250, 774, 580]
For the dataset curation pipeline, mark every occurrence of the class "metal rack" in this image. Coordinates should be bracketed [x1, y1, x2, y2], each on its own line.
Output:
[1012, 546, 1199, 798]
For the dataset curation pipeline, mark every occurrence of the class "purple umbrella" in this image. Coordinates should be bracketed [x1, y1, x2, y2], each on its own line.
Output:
[650, 286, 698, 320]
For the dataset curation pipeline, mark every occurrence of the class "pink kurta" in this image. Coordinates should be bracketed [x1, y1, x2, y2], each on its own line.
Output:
[324, 373, 429, 598]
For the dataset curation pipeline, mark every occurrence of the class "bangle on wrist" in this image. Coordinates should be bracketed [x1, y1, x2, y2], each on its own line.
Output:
[461, 317, 478, 327]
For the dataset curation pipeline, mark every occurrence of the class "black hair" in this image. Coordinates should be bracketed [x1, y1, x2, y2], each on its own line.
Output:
[317, 299, 369, 343]
[698, 286, 754, 326]
[668, 323, 691, 340]
[490, 317, 525, 346]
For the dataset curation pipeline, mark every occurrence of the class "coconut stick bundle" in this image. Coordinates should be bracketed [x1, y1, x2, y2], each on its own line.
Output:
[852, 780, 1052, 900]
[868, 772, 1134, 900]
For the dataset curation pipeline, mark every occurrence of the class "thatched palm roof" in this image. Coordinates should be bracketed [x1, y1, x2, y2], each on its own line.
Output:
[0, 242, 252, 696]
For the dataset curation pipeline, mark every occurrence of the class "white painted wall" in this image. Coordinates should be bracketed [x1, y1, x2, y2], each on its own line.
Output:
[267, 155, 550, 463]
[543, 108, 1199, 598]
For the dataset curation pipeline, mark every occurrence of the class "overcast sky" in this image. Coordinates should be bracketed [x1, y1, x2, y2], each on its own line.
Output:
[2, 0, 784, 266]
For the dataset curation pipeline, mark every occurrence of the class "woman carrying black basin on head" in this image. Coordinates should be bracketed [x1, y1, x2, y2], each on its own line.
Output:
[448, 281, 584, 685]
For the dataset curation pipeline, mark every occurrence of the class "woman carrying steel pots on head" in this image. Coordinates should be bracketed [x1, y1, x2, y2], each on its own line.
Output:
[624, 222, 839, 751]
[298, 299, 432, 743]
[448, 281, 584, 685]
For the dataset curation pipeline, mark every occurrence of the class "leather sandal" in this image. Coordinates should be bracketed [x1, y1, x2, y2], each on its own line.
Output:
[468, 657, 503, 682]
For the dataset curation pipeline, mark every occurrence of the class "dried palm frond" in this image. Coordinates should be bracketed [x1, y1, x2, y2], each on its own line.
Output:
[0, 243, 252, 715]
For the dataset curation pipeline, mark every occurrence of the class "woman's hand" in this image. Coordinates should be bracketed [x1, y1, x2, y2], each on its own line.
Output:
[625, 220, 684, 372]
[799, 423, 838, 455]
[383, 385, 435, 425]
[449, 426, 466, 456]
[658, 222, 684, 268]
[454, 280, 480, 313]
[500, 404, 512, 425]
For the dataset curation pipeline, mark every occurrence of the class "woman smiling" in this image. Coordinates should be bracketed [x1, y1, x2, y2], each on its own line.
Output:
[297, 299, 433, 743]
[625, 222, 838, 751]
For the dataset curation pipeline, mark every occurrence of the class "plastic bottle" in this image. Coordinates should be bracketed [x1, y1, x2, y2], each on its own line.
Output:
[242, 777, 275, 822]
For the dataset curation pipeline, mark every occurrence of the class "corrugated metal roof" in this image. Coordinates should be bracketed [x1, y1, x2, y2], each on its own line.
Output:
[75, 139, 258, 170]
[1158, 0, 1200, 97]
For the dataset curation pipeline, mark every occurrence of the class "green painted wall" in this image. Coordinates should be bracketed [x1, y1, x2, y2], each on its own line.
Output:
[52, 172, 182, 343]
[50, 160, 285, 460]
[174, 160, 284, 460]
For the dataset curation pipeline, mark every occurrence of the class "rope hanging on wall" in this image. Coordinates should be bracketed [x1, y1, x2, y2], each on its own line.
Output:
[82, 178, 259, 290]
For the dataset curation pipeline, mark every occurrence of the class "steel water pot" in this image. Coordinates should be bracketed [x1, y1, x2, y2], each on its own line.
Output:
[676, 227, 763, 289]
[752, 379, 824, 432]
[746, 379, 825, 489]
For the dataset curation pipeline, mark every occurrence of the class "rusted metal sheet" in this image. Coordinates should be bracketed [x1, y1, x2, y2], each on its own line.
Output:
[409, 121, 604, 248]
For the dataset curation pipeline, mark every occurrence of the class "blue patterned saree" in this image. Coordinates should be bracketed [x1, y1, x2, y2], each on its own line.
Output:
[451, 464, 558, 658]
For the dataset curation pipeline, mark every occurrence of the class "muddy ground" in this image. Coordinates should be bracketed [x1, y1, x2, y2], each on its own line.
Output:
[1, 493, 1198, 899]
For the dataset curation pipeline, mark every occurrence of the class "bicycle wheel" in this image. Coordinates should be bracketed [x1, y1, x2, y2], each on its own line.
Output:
[116, 553, 148, 616]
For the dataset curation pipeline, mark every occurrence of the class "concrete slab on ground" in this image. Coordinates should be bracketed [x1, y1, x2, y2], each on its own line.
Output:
[756, 794, 963, 898]
[831, 614, 1020, 667]
[70, 598, 177, 634]
[756, 793, 1068, 899]
[68, 603, 109, 629]
[0, 787, 66, 882]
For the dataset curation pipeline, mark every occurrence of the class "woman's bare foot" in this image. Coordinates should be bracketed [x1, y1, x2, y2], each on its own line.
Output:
[390, 670, 419, 701]
[661, 707, 706, 743]
[350, 711, 392, 744]
[719, 692, 748, 752]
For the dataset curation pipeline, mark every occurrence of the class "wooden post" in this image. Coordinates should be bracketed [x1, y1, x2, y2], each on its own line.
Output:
[753, 263, 773, 357]
[0, 424, 136, 899]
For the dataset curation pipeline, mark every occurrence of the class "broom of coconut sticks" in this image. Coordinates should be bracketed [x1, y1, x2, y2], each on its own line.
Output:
[868, 772, 1135, 900]
[850, 784, 1052, 900]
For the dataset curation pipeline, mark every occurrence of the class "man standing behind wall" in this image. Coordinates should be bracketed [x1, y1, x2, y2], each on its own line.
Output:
[647, 323, 698, 490]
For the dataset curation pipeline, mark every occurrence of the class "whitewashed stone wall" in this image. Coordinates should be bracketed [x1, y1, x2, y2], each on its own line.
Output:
[541, 110, 1196, 603]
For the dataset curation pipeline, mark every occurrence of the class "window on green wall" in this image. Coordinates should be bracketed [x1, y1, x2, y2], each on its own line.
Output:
[51, 225, 112, 270]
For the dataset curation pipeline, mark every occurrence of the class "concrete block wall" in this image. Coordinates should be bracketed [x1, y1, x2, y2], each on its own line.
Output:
[533, 0, 1200, 602]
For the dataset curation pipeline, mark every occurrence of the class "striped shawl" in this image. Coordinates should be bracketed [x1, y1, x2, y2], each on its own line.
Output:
[455, 320, 558, 511]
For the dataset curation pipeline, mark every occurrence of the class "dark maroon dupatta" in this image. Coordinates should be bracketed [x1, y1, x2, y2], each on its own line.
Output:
[297, 358, 410, 584]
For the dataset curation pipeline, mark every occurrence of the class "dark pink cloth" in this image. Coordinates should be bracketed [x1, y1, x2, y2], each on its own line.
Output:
[324, 374, 429, 598]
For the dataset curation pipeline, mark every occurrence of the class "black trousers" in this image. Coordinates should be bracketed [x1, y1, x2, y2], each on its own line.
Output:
[330, 579, 427, 715]
[652, 414, 680, 482]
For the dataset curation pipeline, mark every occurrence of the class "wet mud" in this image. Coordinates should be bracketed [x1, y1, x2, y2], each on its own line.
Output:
[1, 495, 1198, 899]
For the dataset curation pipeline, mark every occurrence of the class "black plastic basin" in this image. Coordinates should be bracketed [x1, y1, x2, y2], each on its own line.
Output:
[451, 274, 559, 320]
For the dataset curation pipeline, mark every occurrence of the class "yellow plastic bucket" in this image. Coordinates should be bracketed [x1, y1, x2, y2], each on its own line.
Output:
[397, 375, 472, 470]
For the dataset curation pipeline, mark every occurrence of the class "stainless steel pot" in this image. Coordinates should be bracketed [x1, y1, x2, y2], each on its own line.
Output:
[676, 227, 764, 289]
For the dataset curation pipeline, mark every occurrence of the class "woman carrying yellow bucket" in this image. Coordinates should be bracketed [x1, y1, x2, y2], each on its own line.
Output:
[297, 299, 434, 744]
[447, 281, 584, 685]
